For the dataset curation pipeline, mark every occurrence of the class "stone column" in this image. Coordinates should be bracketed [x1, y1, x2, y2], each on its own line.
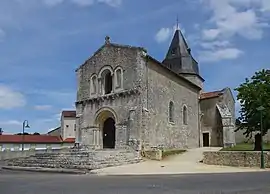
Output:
[80, 126, 100, 150]
[92, 127, 102, 149]
[128, 109, 137, 139]
[115, 124, 127, 149]
[98, 77, 102, 95]
[222, 117, 236, 148]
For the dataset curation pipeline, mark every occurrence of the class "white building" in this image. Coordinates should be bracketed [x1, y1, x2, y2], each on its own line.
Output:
[0, 135, 74, 151]
[60, 110, 76, 140]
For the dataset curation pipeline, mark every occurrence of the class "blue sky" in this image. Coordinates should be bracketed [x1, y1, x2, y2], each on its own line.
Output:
[0, 0, 269, 134]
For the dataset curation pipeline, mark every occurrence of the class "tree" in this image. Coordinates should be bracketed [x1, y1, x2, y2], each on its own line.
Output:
[33, 132, 40, 135]
[235, 69, 270, 150]
[16, 132, 29, 135]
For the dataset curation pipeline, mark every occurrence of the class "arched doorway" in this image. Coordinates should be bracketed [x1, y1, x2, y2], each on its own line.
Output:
[103, 117, 116, 149]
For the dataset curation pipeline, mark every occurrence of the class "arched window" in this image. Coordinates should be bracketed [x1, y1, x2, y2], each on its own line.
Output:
[183, 105, 188, 125]
[104, 72, 112, 94]
[90, 75, 97, 94]
[98, 67, 113, 95]
[169, 101, 174, 123]
[115, 68, 122, 89]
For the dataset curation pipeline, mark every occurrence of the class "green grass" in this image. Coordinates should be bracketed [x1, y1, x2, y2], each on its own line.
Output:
[162, 149, 186, 158]
[221, 143, 270, 151]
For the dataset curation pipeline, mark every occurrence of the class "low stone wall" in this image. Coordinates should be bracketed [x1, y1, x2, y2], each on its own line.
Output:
[0, 149, 69, 161]
[143, 149, 162, 160]
[203, 151, 270, 168]
[142, 149, 186, 161]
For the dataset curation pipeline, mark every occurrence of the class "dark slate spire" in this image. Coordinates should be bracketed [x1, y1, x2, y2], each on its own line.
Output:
[162, 28, 200, 76]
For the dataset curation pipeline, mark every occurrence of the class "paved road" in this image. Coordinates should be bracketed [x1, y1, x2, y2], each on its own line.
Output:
[0, 170, 270, 193]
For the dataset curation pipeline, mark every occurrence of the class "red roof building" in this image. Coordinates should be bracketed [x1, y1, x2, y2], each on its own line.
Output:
[200, 90, 224, 100]
[0, 135, 75, 144]
[62, 110, 76, 118]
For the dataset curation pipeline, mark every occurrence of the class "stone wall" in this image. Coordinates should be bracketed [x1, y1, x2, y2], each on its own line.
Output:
[143, 59, 200, 149]
[76, 44, 144, 102]
[200, 97, 223, 146]
[75, 42, 147, 149]
[235, 130, 270, 143]
[0, 149, 68, 161]
[203, 151, 270, 168]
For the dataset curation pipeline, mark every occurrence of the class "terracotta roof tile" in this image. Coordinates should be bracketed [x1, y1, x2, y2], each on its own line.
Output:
[200, 90, 223, 100]
[0, 135, 62, 143]
[63, 138, 75, 143]
[62, 110, 76, 118]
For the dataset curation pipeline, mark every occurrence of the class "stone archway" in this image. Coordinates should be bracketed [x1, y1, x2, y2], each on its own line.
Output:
[95, 108, 117, 149]
[103, 117, 115, 148]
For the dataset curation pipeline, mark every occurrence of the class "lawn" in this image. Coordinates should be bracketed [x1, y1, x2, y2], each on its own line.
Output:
[221, 143, 270, 151]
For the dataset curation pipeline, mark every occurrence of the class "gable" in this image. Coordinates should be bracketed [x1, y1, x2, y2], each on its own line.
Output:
[75, 42, 145, 72]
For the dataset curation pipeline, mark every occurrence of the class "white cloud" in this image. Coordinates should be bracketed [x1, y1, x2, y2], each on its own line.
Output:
[154, 23, 185, 43]
[43, 0, 64, 6]
[70, 0, 95, 6]
[261, 0, 270, 12]
[155, 27, 173, 43]
[202, 0, 268, 40]
[198, 48, 244, 62]
[34, 105, 53, 111]
[97, 0, 122, 7]
[200, 40, 231, 49]
[0, 85, 26, 109]
[235, 99, 241, 113]
[198, 0, 270, 62]
[42, 0, 122, 7]
[202, 29, 220, 40]
[0, 120, 21, 126]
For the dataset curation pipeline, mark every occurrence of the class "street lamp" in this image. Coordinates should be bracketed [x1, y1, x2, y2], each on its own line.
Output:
[22, 120, 30, 151]
[257, 106, 265, 169]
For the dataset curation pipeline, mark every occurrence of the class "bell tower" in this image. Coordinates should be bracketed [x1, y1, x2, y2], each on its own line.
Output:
[162, 24, 204, 89]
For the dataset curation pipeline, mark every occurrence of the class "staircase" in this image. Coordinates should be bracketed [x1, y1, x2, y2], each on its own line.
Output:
[6, 149, 142, 172]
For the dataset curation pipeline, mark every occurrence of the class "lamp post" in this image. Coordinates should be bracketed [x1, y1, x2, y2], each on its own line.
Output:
[22, 120, 30, 151]
[257, 106, 265, 169]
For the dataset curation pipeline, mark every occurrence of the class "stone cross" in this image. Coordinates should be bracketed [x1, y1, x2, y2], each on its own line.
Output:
[105, 36, 110, 44]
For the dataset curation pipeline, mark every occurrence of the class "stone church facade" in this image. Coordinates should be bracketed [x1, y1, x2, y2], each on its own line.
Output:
[75, 28, 236, 151]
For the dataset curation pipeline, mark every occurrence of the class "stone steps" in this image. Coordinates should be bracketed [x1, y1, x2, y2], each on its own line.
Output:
[6, 149, 142, 171]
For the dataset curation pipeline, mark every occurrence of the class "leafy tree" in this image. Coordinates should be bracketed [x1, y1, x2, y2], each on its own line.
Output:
[235, 69, 270, 150]
[33, 132, 40, 135]
[16, 132, 29, 135]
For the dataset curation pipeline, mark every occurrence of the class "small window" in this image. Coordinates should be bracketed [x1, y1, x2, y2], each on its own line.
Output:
[116, 68, 122, 88]
[91, 75, 97, 94]
[171, 48, 177, 55]
[169, 101, 174, 123]
[66, 125, 69, 128]
[183, 106, 188, 125]
[74, 124, 76, 131]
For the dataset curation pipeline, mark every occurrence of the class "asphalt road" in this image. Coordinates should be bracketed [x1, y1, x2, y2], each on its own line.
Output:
[0, 170, 270, 194]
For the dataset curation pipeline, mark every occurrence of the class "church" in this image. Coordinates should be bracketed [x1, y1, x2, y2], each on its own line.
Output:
[74, 27, 236, 151]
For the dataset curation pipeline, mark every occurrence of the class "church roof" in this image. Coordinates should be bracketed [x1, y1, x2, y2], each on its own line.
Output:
[200, 89, 225, 100]
[62, 110, 76, 118]
[162, 28, 200, 76]
[147, 55, 201, 91]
